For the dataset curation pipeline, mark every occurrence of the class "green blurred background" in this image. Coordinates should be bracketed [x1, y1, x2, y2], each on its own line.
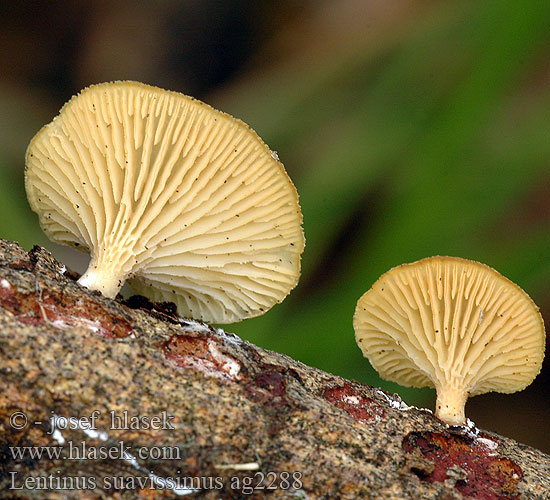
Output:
[1, 1, 549, 452]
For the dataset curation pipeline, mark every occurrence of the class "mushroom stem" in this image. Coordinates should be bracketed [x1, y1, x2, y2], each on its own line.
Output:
[435, 383, 468, 426]
[78, 267, 126, 299]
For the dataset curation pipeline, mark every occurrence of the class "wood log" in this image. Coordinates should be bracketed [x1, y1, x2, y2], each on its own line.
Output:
[0, 238, 548, 499]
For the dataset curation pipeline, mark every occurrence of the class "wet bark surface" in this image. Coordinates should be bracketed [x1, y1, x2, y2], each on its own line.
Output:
[0, 238, 548, 499]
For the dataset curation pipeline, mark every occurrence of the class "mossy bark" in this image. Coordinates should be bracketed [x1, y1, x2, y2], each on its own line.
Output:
[0, 238, 549, 499]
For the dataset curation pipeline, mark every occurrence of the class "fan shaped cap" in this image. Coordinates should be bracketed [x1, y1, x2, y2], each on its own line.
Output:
[353, 256, 545, 425]
[25, 81, 304, 323]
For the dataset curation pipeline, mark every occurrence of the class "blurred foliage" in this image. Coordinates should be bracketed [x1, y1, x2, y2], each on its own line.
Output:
[0, 0, 549, 448]
[216, 0, 550, 406]
[0, 158, 42, 248]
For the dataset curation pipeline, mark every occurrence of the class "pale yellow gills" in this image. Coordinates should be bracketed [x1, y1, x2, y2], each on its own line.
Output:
[353, 256, 545, 425]
[25, 81, 304, 323]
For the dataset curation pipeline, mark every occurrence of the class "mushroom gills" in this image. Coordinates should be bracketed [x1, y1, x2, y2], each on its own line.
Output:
[353, 256, 545, 426]
[25, 81, 305, 323]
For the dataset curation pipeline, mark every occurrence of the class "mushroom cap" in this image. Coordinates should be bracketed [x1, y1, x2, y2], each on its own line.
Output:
[353, 256, 545, 398]
[25, 81, 304, 323]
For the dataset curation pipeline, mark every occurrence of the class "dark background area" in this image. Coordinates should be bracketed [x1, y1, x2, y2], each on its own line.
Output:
[1, 0, 549, 452]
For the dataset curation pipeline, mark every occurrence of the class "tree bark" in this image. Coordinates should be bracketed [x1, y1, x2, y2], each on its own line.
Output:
[0, 238, 548, 500]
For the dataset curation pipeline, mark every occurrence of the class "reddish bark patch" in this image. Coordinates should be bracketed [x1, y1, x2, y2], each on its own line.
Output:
[245, 368, 289, 406]
[255, 371, 286, 397]
[403, 431, 522, 499]
[0, 278, 133, 338]
[163, 334, 241, 380]
[8, 258, 34, 272]
[323, 384, 385, 422]
[152, 301, 178, 319]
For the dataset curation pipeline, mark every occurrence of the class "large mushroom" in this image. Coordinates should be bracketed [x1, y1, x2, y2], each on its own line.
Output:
[353, 256, 545, 425]
[25, 81, 304, 323]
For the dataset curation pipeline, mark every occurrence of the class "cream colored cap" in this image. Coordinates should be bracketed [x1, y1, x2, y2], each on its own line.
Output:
[25, 81, 304, 323]
[353, 256, 545, 425]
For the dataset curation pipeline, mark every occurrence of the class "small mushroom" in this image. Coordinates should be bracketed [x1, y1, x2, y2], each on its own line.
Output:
[353, 256, 545, 425]
[25, 81, 304, 323]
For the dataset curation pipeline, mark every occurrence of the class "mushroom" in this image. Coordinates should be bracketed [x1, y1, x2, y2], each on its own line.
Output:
[25, 81, 304, 323]
[353, 256, 545, 425]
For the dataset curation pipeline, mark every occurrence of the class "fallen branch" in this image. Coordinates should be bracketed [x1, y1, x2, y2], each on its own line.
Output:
[0, 239, 548, 499]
